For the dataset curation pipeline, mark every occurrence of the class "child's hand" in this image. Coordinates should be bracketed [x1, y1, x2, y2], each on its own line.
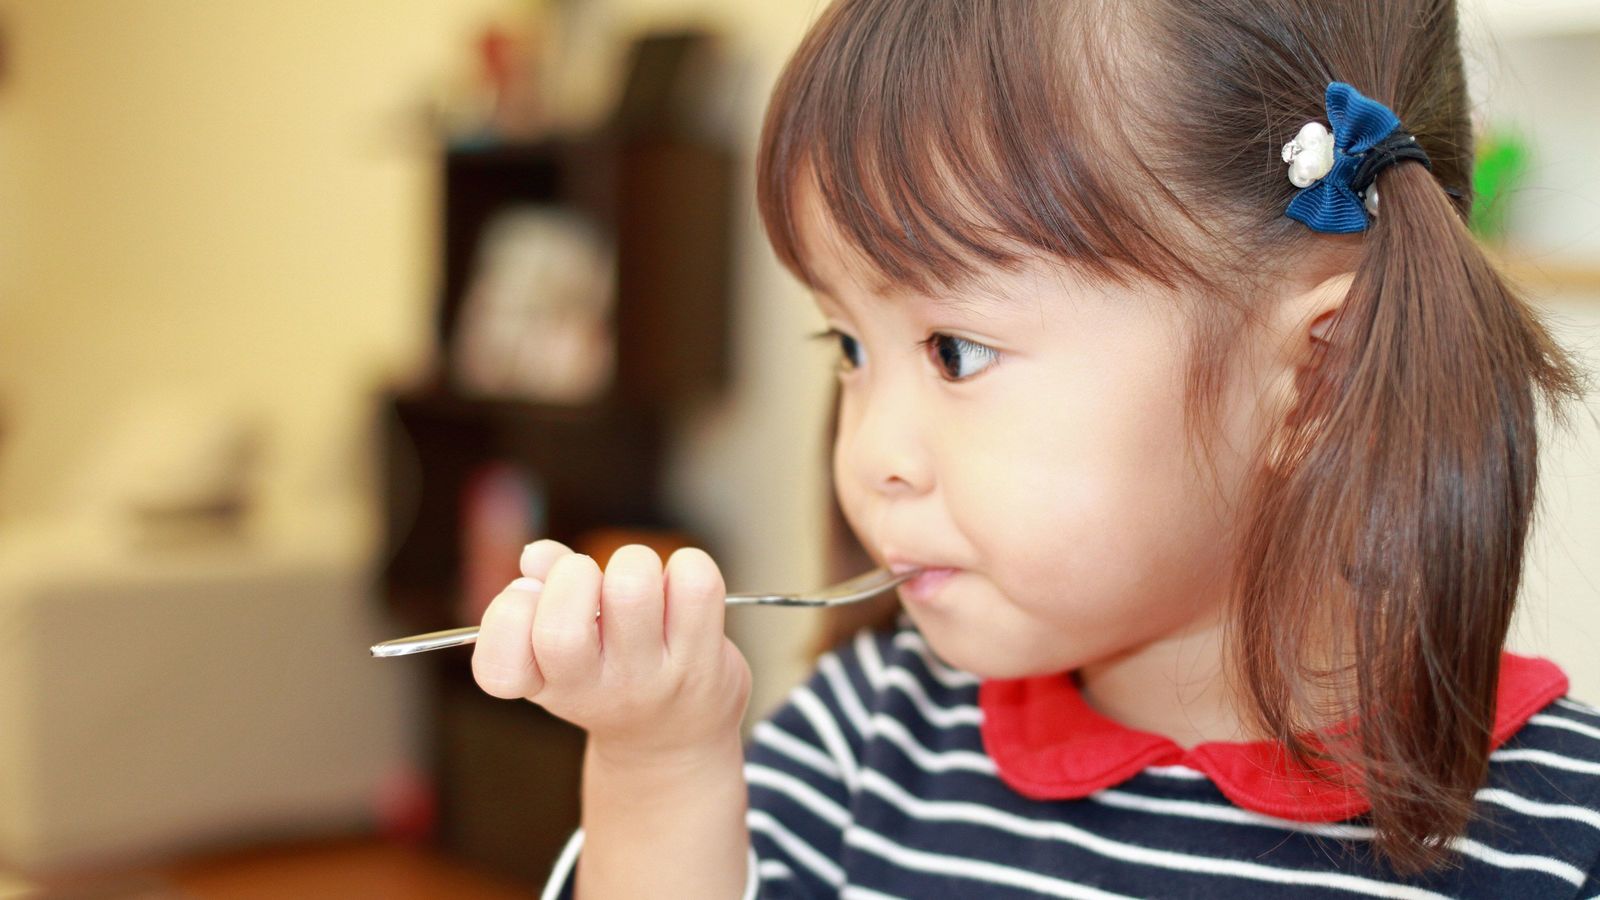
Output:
[470, 539, 752, 762]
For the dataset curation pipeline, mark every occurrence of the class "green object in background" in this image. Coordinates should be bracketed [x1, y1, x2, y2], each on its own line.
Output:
[1471, 128, 1530, 241]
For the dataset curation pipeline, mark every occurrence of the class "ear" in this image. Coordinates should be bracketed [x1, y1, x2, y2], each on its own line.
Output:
[1262, 271, 1354, 472]
[1277, 271, 1353, 358]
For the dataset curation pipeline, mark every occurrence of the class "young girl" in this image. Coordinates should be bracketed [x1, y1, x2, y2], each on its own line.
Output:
[470, 0, 1600, 896]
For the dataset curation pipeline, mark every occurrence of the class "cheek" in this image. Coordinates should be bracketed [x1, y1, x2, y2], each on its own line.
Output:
[937, 414, 1107, 601]
[948, 466, 1102, 601]
[830, 415, 872, 541]
[939, 395, 1108, 532]
[945, 369, 1220, 602]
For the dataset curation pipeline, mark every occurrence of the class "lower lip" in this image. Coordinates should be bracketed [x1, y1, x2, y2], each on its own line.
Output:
[899, 568, 959, 604]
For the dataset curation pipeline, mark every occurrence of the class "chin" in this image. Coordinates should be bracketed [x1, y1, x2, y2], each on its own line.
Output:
[966, 657, 1068, 681]
[914, 628, 1070, 681]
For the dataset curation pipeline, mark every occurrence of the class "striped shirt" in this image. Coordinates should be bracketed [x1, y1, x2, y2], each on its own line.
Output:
[546, 625, 1600, 898]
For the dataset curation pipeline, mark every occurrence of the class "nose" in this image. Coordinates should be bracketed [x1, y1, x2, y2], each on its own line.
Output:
[836, 377, 935, 499]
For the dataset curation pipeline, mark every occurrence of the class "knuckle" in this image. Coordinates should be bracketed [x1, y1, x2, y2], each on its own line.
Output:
[520, 539, 573, 576]
[471, 654, 539, 699]
[602, 569, 659, 604]
[552, 552, 602, 582]
[532, 622, 594, 670]
[665, 547, 725, 601]
[543, 556, 602, 605]
[603, 547, 663, 600]
[480, 587, 530, 624]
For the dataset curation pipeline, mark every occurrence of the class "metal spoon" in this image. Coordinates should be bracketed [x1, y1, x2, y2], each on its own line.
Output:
[369, 566, 917, 658]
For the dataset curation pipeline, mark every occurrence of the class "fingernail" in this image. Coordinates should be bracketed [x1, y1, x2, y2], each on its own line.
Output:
[509, 577, 543, 594]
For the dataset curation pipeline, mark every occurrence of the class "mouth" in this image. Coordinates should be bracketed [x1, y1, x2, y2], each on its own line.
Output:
[886, 560, 961, 604]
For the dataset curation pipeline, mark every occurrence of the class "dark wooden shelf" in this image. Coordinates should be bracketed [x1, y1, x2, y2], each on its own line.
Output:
[380, 391, 667, 632]
[430, 653, 585, 889]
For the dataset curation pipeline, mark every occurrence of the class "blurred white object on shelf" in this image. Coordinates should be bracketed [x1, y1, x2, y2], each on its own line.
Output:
[450, 206, 617, 405]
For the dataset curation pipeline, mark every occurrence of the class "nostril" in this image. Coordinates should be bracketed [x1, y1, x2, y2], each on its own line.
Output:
[879, 459, 932, 494]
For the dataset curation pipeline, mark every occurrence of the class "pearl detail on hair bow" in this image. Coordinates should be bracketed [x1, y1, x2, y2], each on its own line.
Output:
[1282, 122, 1336, 189]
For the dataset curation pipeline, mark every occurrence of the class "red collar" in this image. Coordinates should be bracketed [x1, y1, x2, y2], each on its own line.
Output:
[979, 652, 1568, 822]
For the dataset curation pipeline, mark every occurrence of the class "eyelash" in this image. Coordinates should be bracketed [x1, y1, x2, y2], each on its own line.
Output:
[809, 329, 999, 382]
[918, 334, 999, 382]
[810, 329, 864, 373]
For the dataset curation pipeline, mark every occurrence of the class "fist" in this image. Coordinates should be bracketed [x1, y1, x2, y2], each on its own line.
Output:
[471, 540, 752, 757]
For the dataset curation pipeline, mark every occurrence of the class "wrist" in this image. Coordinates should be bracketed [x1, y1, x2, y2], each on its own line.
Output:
[586, 727, 745, 778]
[576, 730, 750, 900]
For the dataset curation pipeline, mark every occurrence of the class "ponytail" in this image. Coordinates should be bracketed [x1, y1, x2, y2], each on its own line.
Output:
[1234, 160, 1586, 873]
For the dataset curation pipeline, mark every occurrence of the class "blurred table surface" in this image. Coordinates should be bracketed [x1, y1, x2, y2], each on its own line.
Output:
[17, 836, 537, 900]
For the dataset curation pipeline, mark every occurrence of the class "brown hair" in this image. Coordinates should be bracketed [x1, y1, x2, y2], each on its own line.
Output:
[756, 0, 1588, 875]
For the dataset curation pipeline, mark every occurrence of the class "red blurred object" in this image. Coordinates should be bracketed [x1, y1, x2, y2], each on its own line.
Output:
[374, 763, 439, 845]
[475, 21, 545, 140]
[459, 461, 543, 624]
[479, 26, 514, 97]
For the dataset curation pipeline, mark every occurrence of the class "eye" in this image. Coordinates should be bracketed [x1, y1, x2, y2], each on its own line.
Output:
[811, 328, 866, 372]
[921, 333, 998, 381]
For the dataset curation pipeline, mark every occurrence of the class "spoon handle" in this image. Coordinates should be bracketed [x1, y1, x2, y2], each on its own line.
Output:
[371, 626, 480, 657]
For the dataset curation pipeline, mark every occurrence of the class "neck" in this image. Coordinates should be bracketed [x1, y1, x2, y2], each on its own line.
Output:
[1074, 613, 1264, 748]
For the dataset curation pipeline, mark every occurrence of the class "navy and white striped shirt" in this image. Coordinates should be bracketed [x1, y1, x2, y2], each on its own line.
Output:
[547, 624, 1600, 898]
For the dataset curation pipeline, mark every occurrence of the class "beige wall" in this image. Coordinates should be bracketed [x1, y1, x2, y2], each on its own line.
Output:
[0, 0, 503, 523]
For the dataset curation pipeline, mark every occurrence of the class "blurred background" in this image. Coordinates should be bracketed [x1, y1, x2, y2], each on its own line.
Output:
[0, 0, 1595, 896]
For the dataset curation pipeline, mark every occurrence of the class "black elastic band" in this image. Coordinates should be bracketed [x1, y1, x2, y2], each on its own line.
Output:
[1349, 130, 1432, 196]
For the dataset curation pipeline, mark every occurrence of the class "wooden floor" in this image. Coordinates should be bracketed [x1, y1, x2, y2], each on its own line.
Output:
[17, 838, 539, 900]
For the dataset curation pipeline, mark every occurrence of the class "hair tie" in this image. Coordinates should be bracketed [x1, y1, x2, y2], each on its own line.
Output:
[1281, 82, 1432, 234]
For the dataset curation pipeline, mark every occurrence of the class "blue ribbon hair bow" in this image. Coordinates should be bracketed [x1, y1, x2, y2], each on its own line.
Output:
[1285, 82, 1404, 234]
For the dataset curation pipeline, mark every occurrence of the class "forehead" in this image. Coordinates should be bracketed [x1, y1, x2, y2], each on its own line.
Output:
[792, 176, 1050, 314]
[790, 175, 898, 299]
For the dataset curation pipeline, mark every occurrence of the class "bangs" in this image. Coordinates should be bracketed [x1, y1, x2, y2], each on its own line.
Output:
[757, 0, 1198, 297]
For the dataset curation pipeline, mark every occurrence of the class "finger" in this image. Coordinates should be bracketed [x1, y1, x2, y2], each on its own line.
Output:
[471, 577, 545, 700]
[662, 547, 727, 661]
[600, 544, 666, 679]
[521, 539, 575, 581]
[530, 553, 603, 684]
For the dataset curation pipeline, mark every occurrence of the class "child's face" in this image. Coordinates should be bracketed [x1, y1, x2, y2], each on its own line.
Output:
[801, 196, 1266, 681]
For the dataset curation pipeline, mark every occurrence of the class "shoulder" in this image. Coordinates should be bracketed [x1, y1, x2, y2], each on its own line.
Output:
[1479, 695, 1600, 882]
[1493, 694, 1600, 786]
